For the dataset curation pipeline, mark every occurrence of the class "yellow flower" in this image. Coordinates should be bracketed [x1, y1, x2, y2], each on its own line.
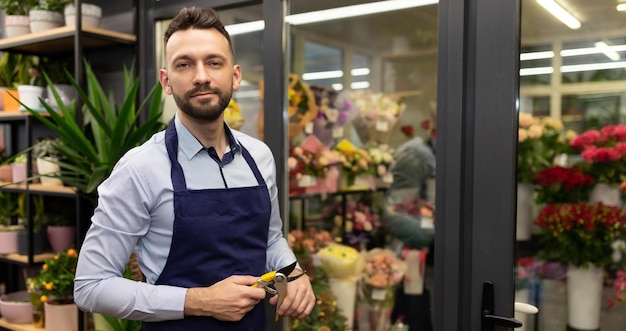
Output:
[318, 326, 331, 331]
[67, 248, 78, 259]
[42, 264, 49, 271]
[527, 124, 543, 139]
[40, 295, 48, 303]
[44, 282, 54, 291]
[518, 112, 534, 128]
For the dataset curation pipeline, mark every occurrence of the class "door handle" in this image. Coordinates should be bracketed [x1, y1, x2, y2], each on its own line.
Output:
[481, 281, 523, 331]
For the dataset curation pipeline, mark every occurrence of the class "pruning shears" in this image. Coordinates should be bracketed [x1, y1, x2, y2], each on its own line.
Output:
[251, 261, 306, 320]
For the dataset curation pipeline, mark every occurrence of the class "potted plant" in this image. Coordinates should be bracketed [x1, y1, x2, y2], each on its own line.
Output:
[0, 52, 34, 112]
[40, 57, 76, 109]
[26, 60, 165, 199]
[32, 136, 63, 186]
[0, 0, 38, 37]
[11, 153, 28, 183]
[0, 191, 21, 254]
[63, 1, 102, 28]
[44, 195, 76, 253]
[28, 248, 79, 331]
[28, 0, 65, 33]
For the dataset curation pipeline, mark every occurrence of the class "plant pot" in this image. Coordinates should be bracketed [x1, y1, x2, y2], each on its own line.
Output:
[64, 3, 102, 28]
[45, 84, 76, 109]
[11, 163, 27, 183]
[0, 291, 33, 324]
[516, 182, 534, 241]
[589, 182, 623, 208]
[17, 229, 48, 255]
[0, 164, 13, 182]
[44, 302, 77, 331]
[46, 225, 75, 253]
[29, 10, 64, 34]
[566, 263, 603, 330]
[17, 85, 45, 110]
[0, 230, 18, 254]
[36, 157, 63, 186]
[1, 89, 21, 112]
[4, 15, 31, 38]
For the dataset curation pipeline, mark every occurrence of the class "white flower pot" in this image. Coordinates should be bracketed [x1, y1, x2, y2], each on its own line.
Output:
[328, 278, 357, 329]
[46, 84, 76, 109]
[589, 182, 623, 208]
[4, 15, 30, 38]
[566, 263, 603, 330]
[29, 10, 64, 33]
[16, 85, 45, 110]
[64, 3, 102, 28]
[36, 157, 63, 186]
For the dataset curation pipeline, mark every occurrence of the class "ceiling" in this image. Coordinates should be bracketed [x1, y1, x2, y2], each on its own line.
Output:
[267, 0, 626, 51]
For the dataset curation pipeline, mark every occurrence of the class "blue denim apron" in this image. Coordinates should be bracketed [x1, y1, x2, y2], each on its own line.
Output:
[142, 120, 270, 330]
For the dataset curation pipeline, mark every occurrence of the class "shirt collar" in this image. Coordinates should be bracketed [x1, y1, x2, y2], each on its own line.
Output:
[174, 115, 241, 160]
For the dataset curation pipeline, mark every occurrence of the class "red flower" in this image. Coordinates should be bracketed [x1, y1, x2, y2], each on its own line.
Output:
[401, 125, 414, 138]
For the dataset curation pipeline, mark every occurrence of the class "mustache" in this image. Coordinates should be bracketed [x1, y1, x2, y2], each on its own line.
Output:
[188, 85, 220, 96]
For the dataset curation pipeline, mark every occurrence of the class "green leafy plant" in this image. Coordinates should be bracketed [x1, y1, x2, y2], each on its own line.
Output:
[28, 248, 78, 305]
[0, 191, 19, 228]
[0, 0, 38, 15]
[26, 60, 165, 197]
[33, 0, 67, 12]
[0, 52, 33, 88]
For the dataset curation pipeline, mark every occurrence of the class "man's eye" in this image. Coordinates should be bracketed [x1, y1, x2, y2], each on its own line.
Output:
[176, 63, 190, 69]
[209, 61, 222, 67]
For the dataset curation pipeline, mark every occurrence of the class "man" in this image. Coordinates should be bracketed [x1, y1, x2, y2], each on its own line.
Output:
[74, 6, 315, 330]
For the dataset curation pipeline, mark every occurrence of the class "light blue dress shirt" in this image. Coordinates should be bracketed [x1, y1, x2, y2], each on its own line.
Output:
[74, 115, 296, 321]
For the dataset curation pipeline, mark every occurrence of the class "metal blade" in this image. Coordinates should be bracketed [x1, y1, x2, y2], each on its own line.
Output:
[276, 261, 297, 276]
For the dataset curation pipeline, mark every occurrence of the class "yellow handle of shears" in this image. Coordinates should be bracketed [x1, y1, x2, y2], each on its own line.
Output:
[252, 270, 276, 288]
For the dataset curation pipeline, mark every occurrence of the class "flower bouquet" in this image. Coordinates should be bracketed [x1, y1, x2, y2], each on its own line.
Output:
[287, 135, 342, 196]
[569, 123, 626, 184]
[534, 202, 626, 268]
[318, 243, 365, 330]
[533, 165, 595, 204]
[334, 139, 374, 190]
[356, 248, 407, 331]
[344, 90, 405, 145]
[366, 144, 395, 187]
[382, 193, 434, 249]
[310, 85, 357, 145]
[517, 113, 574, 183]
[321, 197, 383, 251]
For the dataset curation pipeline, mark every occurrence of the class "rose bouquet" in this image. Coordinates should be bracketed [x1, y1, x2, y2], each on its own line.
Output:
[534, 202, 626, 268]
[321, 197, 383, 251]
[334, 139, 374, 188]
[366, 144, 395, 184]
[533, 165, 595, 204]
[517, 113, 575, 183]
[607, 269, 626, 308]
[569, 123, 626, 184]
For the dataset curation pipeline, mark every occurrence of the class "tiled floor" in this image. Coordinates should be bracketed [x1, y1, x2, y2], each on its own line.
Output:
[521, 279, 626, 331]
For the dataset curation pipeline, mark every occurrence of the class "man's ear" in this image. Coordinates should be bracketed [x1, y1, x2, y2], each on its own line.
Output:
[159, 69, 173, 95]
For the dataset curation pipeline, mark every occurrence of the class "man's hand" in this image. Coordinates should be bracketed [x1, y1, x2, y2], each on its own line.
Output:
[184, 275, 267, 321]
[269, 269, 315, 320]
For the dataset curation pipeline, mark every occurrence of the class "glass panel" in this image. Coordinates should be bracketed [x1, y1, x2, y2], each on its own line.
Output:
[287, 1, 438, 331]
[520, 1, 626, 330]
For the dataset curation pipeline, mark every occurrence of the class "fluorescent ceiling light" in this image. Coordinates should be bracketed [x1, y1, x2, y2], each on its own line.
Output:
[521, 44, 626, 60]
[519, 51, 554, 61]
[301, 68, 370, 81]
[536, 0, 581, 29]
[594, 41, 621, 61]
[225, 0, 438, 36]
[561, 61, 626, 73]
[351, 81, 370, 89]
[618, 3, 626, 11]
[520, 67, 554, 76]
[286, 0, 438, 25]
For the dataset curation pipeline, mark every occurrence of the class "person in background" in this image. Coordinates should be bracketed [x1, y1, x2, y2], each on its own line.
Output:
[74, 6, 315, 330]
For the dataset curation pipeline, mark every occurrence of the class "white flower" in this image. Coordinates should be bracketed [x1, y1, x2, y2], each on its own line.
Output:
[612, 240, 626, 263]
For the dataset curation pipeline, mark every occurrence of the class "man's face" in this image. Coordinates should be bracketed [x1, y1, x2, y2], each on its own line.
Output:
[159, 28, 241, 121]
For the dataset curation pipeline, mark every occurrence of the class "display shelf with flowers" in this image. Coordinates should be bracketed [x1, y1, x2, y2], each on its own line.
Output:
[356, 248, 407, 331]
[607, 269, 626, 308]
[532, 165, 595, 204]
[517, 113, 575, 183]
[343, 89, 405, 145]
[223, 98, 244, 130]
[382, 194, 435, 250]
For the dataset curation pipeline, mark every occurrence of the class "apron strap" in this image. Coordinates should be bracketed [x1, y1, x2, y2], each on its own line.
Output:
[165, 120, 187, 191]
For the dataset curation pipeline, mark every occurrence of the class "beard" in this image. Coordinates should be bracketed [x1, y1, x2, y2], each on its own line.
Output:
[172, 84, 232, 122]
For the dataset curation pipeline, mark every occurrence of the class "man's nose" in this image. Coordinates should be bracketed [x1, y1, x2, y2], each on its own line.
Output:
[193, 65, 211, 85]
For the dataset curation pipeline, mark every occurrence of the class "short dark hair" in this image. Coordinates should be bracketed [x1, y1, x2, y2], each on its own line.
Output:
[164, 7, 234, 57]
